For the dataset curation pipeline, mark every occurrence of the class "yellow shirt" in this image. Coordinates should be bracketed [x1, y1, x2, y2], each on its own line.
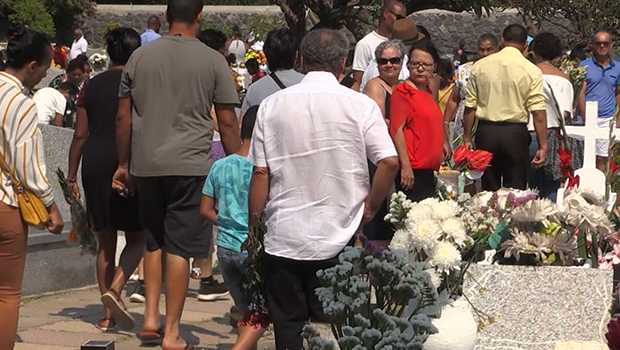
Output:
[438, 83, 454, 114]
[464, 46, 546, 123]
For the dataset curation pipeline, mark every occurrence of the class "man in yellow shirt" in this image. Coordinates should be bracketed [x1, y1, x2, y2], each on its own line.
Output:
[463, 24, 548, 191]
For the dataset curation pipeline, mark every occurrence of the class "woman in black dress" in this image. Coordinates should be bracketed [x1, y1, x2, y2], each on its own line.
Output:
[67, 28, 144, 332]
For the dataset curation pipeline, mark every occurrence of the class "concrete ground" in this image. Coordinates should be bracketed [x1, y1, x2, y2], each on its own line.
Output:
[15, 278, 277, 350]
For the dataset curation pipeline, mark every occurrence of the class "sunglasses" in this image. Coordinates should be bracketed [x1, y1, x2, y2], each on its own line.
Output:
[377, 57, 402, 65]
[386, 9, 406, 20]
[596, 41, 612, 47]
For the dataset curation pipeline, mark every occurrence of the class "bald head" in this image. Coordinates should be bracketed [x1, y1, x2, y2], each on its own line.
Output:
[381, 0, 407, 27]
[148, 15, 162, 33]
[73, 28, 83, 40]
[592, 30, 613, 59]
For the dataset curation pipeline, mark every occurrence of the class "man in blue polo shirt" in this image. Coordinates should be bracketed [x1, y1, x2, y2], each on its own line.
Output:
[578, 30, 620, 171]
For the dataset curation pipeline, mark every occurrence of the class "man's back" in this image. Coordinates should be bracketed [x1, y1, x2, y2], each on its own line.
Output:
[120, 36, 239, 177]
[250, 71, 395, 260]
[241, 69, 304, 112]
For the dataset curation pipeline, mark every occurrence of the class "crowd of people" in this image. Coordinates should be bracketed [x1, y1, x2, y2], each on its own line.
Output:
[0, 0, 618, 349]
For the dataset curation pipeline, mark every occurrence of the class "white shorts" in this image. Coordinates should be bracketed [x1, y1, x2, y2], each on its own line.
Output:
[597, 116, 614, 157]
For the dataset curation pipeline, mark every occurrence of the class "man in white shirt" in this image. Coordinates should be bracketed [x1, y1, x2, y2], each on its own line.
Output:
[33, 83, 76, 127]
[248, 29, 399, 350]
[352, 0, 407, 84]
[70, 29, 88, 60]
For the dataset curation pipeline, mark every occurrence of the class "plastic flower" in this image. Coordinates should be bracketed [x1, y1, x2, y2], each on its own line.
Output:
[467, 149, 493, 170]
[428, 241, 461, 273]
[410, 219, 441, 253]
[453, 145, 470, 166]
[510, 198, 558, 227]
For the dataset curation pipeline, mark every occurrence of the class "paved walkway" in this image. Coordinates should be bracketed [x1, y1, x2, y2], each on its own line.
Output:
[15, 278, 277, 350]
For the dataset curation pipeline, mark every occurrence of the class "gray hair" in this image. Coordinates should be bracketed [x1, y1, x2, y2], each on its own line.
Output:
[300, 29, 349, 74]
[375, 39, 406, 61]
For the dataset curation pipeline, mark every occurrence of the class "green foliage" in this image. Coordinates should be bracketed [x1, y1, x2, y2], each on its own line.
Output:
[200, 19, 233, 38]
[247, 14, 284, 41]
[104, 22, 122, 36]
[9, 0, 55, 37]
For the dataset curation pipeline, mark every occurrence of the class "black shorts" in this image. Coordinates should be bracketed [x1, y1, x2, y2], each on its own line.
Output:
[135, 176, 212, 259]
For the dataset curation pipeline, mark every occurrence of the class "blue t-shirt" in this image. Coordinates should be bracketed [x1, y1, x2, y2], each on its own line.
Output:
[202, 154, 253, 253]
[581, 57, 620, 118]
[140, 29, 161, 45]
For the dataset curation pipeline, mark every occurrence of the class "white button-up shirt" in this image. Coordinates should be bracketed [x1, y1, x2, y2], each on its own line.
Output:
[249, 71, 397, 261]
[70, 37, 88, 59]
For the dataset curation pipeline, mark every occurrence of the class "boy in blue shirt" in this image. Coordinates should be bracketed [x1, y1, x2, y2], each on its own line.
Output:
[201, 106, 263, 349]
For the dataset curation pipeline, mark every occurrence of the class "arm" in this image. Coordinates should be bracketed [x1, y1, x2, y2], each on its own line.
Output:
[352, 70, 364, 85]
[462, 107, 476, 148]
[578, 81, 587, 120]
[351, 80, 361, 92]
[364, 156, 399, 223]
[616, 85, 620, 125]
[363, 80, 388, 123]
[531, 109, 548, 167]
[53, 113, 63, 127]
[215, 103, 241, 155]
[389, 88, 414, 189]
[429, 75, 440, 102]
[66, 106, 89, 200]
[463, 67, 478, 148]
[210, 105, 220, 132]
[200, 195, 218, 225]
[443, 86, 460, 158]
[248, 166, 270, 229]
[112, 96, 133, 195]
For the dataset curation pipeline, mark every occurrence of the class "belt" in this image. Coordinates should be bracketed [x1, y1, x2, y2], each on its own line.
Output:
[478, 119, 527, 126]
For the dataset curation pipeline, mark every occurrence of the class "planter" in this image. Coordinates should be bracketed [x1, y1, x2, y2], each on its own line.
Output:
[423, 298, 477, 350]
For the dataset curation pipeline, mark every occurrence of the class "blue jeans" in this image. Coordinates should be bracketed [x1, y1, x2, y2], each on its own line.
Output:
[528, 132, 560, 202]
[217, 246, 248, 312]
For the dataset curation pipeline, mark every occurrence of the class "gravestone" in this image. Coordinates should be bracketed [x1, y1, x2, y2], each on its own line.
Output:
[22, 124, 96, 296]
[36, 67, 64, 91]
[465, 264, 613, 350]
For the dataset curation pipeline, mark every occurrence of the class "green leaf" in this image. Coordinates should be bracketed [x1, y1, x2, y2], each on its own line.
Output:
[543, 253, 556, 265]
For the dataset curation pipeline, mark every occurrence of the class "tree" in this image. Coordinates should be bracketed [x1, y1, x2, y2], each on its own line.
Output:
[270, 0, 493, 43]
[9, 0, 55, 37]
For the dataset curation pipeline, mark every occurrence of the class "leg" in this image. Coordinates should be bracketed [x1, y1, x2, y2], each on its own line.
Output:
[527, 131, 542, 191]
[142, 249, 163, 332]
[234, 325, 265, 350]
[161, 252, 191, 348]
[198, 226, 228, 301]
[130, 255, 146, 303]
[475, 123, 502, 191]
[264, 254, 308, 350]
[409, 169, 436, 202]
[502, 124, 530, 190]
[109, 230, 146, 296]
[0, 204, 27, 350]
[96, 230, 117, 324]
[597, 156, 608, 172]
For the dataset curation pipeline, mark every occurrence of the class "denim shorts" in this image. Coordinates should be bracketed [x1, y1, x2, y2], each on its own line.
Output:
[217, 246, 248, 312]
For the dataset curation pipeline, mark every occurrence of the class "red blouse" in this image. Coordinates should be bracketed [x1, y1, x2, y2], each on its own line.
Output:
[389, 82, 444, 171]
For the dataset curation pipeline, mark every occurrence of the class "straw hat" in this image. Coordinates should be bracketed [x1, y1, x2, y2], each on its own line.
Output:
[392, 18, 424, 45]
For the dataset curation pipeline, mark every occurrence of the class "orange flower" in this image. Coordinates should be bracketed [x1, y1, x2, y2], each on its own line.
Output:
[453, 145, 470, 166]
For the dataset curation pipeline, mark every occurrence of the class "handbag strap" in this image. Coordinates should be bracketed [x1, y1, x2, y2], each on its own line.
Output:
[0, 153, 23, 193]
[270, 72, 287, 90]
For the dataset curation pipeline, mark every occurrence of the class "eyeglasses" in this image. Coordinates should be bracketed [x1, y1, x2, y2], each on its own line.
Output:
[595, 41, 612, 47]
[386, 9, 406, 20]
[377, 57, 402, 65]
[408, 61, 434, 70]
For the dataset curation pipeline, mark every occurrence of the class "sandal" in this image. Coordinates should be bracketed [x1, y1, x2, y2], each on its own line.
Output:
[190, 267, 202, 279]
[96, 317, 116, 332]
[101, 289, 135, 331]
[162, 340, 194, 350]
[138, 325, 165, 342]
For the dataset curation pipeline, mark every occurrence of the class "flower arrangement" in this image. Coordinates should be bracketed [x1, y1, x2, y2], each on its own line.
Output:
[452, 145, 493, 176]
[240, 217, 271, 329]
[89, 52, 108, 72]
[244, 49, 266, 65]
[302, 245, 440, 350]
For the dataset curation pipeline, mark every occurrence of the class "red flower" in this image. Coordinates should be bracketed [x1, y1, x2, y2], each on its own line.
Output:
[567, 174, 580, 189]
[453, 145, 470, 166]
[467, 149, 493, 170]
[558, 147, 572, 168]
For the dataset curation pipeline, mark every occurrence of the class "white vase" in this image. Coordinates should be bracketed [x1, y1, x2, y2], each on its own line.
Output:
[423, 297, 478, 350]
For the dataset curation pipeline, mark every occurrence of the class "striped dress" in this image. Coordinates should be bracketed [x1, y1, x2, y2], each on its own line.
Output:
[0, 71, 54, 208]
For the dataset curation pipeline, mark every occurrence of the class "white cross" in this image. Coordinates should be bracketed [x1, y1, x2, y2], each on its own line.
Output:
[557, 101, 619, 209]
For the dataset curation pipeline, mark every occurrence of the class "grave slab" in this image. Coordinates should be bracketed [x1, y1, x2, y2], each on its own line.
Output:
[465, 265, 612, 350]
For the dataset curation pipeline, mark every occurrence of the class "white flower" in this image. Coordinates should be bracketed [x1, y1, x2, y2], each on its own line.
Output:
[389, 228, 411, 251]
[406, 203, 433, 223]
[440, 217, 470, 247]
[424, 268, 442, 289]
[428, 241, 461, 273]
[430, 200, 459, 221]
[410, 219, 441, 252]
[510, 198, 558, 227]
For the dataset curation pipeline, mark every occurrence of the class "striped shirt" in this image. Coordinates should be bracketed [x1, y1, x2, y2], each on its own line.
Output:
[0, 72, 54, 207]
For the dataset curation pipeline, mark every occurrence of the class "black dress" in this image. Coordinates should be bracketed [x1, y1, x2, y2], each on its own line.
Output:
[80, 69, 142, 232]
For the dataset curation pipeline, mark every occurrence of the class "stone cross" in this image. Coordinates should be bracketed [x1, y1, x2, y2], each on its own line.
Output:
[557, 101, 619, 209]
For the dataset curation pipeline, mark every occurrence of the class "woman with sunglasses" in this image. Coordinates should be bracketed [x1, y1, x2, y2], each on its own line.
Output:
[389, 40, 444, 202]
[361, 39, 405, 245]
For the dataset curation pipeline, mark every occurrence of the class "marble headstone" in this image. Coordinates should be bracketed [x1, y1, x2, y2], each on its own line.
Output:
[465, 265, 613, 350]
[36, 67, 64, 91]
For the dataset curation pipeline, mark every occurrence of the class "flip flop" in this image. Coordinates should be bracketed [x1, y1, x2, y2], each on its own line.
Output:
[95, 317, 115, 332]
[138, 326, 165, 342]
[162, 340, 194, 350]
[101, 289, 135, 331]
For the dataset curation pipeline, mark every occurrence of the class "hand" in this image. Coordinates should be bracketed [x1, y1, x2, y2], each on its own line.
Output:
[112, 166, 134, 197]
[65, 181, 80, 204]
[531, 148, 547, 168]
[46, 203, 64, 235]
[463, 140, 474, 151]
[362, 196, 378, 225]
[443, 142, 453, 160]
[400, 166, 415, 191]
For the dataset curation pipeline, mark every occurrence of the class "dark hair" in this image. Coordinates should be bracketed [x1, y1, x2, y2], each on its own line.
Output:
[241, 105, 258, 140]
[199, 29, 227, 52]
[531, 32, 563, 61]
[58, 81, 79, 95]
[502, 24, 528, 45]
[75, 53, 89, 63]
[106, 27, 141, 66]
[148, 15, 161, 27]
[166, 0, 202, 26]
[227, 53, 236, 65]
[436, 58, 454, 82]
[416, 25, 431, 41]
[0, 50, 7, 71]
[264, 28, 298, 71]
[245, 58, 259, 70]
[570, 48, 587, 61]
[478, 33, 499, 48]
[409, 40, 440, 64]
[67, 58, 85, 73]
[232, 25, 242, 39]
[5, 27, 51, 69]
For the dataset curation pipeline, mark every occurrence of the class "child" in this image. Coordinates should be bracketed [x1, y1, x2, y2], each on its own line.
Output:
[245, 58, 265, 84]
[201, 105, 263, 350]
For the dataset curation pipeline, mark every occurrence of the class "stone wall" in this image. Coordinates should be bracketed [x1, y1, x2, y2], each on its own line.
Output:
[82, 5, 574, 55]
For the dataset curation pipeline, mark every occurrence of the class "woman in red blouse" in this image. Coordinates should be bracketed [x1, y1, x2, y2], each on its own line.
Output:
[390, 41, 444, 202]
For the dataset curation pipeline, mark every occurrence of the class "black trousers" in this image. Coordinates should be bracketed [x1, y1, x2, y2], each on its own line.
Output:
[395, 169, 436, 202]
[263, 253, 339, 350]
[475, 120, 530, 191]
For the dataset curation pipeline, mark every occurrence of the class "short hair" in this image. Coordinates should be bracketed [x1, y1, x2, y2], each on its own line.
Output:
[199, 29, 227, 52]
[232, 25, 242, 39]
[148, 15, 161, 27]
[166, 0, 202, 26]
[67, 58, 85, 73]
[436, 58, 454, 82]
[374, 39, 406, 60]
[241, 105, 258, 140]
[478, 33, 498, 48]
[227, 53, 236, 65]
[408, 40, 440, 64]
[502, 24, 528, 45]
[106, 27, 141, 66]
[57, 81, 78, 95]
[300, 29, 348, 74]
[531, 32, 563, 61]
[74, 28, 83, 36]
[6, 27, 51, 69]
[245, 58, 258, 70]
[570, 48, 587, 61]
[264, 28, 297, 71]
